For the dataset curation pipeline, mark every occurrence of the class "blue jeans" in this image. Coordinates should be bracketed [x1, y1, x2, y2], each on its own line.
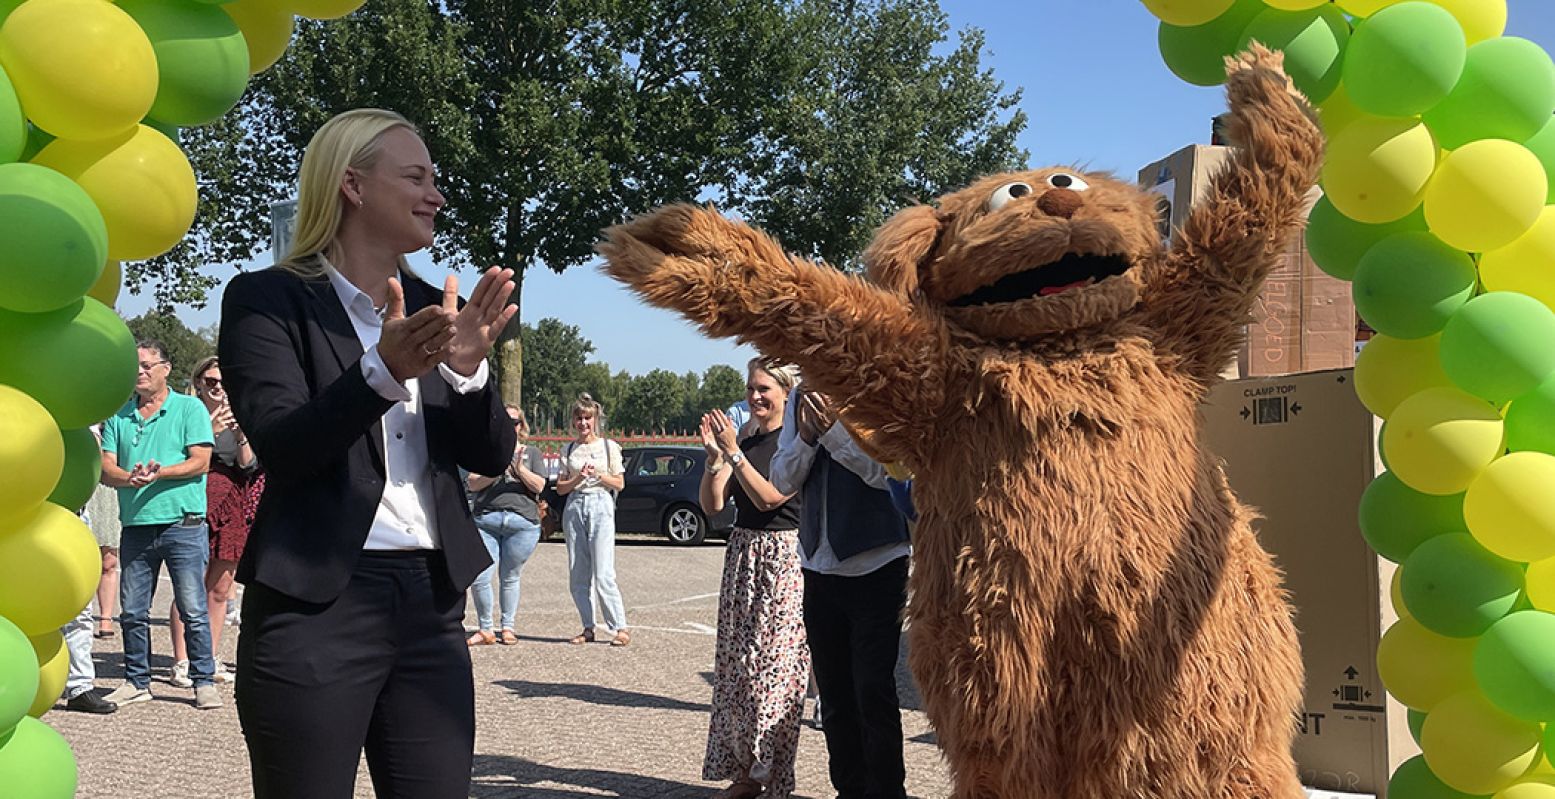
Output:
[120, 521, 214, 688]
[562, 491, 627, 631]
[471, 511, 542, 632]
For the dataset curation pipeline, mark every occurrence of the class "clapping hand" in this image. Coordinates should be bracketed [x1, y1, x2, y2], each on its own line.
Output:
[698, 414, 722, 462]
[211, 401, 239, 435]
[379, 277, 456, 382]
[707, 409, 740, 455]
[128, 461, 161, 487]
[797, 390, 835, 445]
[444, 268, 519, 377]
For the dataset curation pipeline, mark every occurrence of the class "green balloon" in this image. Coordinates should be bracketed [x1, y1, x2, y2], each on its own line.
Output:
[1425, 37, 1555, 151]
[1377, 419, 1391, 471]
[18, 125, 54, 163]
[1406, 707, 1427, 746]
[0, 299, 136, 429]
[1237, 5, 1349, 104]
[1525, 117, 1555, 205]
[1307, 196, 1427, 282]
[0, 64, 23, 165]
[1352, 232, 1477, 340]
[1506, 373, 1555, 456]
[45, 427, 101, 512]
[1359, 471, 1465, 563]
[1440, 292, 1555, 404]
[0, 0, 22, 25]
[1476, 611, 1555, 721]
[1388, 755, 1482, 799]
[0, 615, 39, 735]
[119, 0, 250, 126]
[0, 717, 78, 798]
[1343, 2, 1465, 117]
[1402, 533, 1522, 638]
[1157, 0, 1265, 87]
[0, 163, 109, 314]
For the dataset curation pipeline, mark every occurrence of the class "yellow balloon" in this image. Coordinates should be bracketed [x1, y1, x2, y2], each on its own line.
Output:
[221, 0, 295, 74]
[1390, 565, 1410, 619]
[1502, 776, 1555, 799]
[1139, 0, 1236, 27]
[86, 260, 120, 308]
[1317, 82, 1366, 140]
[1264, 0, 1328, 8]
[0, 0, 157, 140]
[1482, 207, 1555, 314]
[1423, 690, 1543, 794]
[1465, 452, 1555, 562]
[1356, 334, 1454, 419]
[1525, 557, 1555, 611]
[33, 125, 196, 261]
[0, 503, 100, 636]
[1429, 0, 1507, 44]
[1384, 387, 1505, 496]
[26, 630, 64, 718]
[1377, 617, 1475, 710]
[1322, 116, 1439, 224]
[289, 0, 364, 20]
[1426, 140, 1547, 253]
[1336, 0, 1400, 14]
[0, 384, 64, 523]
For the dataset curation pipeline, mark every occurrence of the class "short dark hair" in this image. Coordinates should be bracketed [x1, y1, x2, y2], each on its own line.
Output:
[135, 339, 168, 362]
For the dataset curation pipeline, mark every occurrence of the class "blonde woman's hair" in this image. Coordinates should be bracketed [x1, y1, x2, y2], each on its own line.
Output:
[279, 108, 419, 278]
[747, 357, 800, 392]
[504, 403, 528, 428]
[570, 392, 604, 422]
[188, 355, 220, 397]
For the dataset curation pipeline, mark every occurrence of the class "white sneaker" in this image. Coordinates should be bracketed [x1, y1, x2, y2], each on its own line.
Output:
[102, 683, 153, 706]
[226, 595, 241, 628]
[212, 663, 234, 684]
[169, 659, 192, 688]
[194, 684, 223, 710]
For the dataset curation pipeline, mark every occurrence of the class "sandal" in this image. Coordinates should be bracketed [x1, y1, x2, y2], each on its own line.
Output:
[568, 629, 596, 645]
[711, 778, 763, 799]
[610, 629, 631, 647]
[466, 630, 496, 646]
[499, 629, 519, 645]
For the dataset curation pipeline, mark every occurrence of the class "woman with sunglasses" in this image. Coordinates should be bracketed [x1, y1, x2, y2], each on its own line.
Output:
[169, 356, 262, 688]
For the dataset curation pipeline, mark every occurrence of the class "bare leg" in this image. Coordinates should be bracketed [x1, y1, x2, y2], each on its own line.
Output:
[97, 547, 119, 635]
[207, 559, 238, 656]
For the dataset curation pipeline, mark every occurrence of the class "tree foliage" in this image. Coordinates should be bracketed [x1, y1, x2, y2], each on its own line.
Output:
[617, 368, 687, 433]
[518, 318, 595, 428]
[698, 364, 747, 415]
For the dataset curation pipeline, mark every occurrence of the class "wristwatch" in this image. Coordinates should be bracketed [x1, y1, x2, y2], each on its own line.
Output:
[727, 451, 745, 468]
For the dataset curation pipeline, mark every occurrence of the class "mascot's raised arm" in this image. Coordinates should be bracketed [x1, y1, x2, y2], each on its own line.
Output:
[599, 43, 1323, 799]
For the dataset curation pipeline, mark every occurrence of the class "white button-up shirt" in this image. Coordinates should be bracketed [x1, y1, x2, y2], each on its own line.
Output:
[324, 263, 489, 551]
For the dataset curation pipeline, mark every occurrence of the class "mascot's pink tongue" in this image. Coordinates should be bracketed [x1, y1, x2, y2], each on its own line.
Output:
[1039, 277, 1093, 296]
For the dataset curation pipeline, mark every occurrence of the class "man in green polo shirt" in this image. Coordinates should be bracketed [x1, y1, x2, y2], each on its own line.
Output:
[98, 339, 220, 711]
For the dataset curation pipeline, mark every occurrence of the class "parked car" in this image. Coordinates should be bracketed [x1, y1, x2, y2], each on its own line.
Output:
[540, 445, 736, 545]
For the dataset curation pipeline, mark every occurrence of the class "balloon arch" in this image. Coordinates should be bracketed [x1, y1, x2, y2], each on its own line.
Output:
[1147, 0, 1555, 796]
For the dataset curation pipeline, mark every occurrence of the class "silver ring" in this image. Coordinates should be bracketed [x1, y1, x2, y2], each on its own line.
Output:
[423, 343, 438, 355]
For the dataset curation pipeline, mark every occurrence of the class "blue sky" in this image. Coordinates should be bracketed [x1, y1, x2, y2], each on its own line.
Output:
[123, 0, 1555, 376]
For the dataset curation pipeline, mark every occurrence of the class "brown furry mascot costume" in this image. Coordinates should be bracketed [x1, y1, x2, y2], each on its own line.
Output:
[599, 45, 1323, 798]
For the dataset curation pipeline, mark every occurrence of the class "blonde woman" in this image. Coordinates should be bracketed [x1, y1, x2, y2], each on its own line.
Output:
[217, 108, 517, 799]
[698, 358, 806, 799]
[556, 392, 629, 646]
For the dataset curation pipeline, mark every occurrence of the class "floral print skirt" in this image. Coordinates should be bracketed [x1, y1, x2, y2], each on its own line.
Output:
[703, 526, 810, 798]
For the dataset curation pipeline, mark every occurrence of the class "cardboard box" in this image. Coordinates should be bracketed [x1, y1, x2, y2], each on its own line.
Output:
[1139, 146, 1356, 378]
[1202, 369, 1415, 797]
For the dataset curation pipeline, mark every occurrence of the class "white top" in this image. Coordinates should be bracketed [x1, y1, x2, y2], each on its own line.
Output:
[324, 263, 489, 551]
[768, 397, 911, 577]
[561, 437, 624, 495]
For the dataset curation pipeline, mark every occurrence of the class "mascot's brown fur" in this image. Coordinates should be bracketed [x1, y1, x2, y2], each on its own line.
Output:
[599, 46, 1323, 798]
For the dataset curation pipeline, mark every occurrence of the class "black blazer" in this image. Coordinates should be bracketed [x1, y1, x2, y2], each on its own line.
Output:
[218, 266, 515, 604]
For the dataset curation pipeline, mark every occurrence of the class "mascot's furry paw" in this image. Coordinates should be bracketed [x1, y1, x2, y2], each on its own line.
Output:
[599, 203, 787, 283]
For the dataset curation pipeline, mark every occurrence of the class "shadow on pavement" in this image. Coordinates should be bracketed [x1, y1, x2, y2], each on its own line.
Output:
[470, 753, 719, 798]
[494, 679, 710, 713]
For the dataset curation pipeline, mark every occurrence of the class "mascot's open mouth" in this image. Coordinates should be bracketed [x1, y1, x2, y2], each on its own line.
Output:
[948, 252, 1131, 307]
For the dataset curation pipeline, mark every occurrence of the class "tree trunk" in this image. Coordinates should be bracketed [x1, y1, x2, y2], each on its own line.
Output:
[496, 207, 528, 405]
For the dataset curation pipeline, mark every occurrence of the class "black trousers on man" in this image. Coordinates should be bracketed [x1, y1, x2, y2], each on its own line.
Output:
[235, 551, 474, 799]
[803, 556, 910, 799]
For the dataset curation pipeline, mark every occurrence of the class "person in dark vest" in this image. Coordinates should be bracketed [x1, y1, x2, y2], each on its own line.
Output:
[769, 384, 911, 799]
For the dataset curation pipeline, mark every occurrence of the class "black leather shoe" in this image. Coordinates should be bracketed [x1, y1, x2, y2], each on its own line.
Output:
[65, 692, 118, 714]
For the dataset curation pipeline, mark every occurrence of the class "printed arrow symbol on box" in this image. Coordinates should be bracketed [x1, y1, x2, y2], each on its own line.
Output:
[1240, 407, 1251, 420]
[1290, 403, 1302, 415]
[1344, 666, 1358, 680]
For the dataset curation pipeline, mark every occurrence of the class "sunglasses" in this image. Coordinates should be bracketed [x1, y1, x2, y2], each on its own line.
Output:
[202, 377, 223, 390]
[137, 360, 168, 373]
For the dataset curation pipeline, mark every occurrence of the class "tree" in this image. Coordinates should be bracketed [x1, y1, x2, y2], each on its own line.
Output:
[698, 364, 747, 415]
[617, 369, 685, 434]
[519, 318, 594, 429]
[134, 0, 1026, 400]
[124, 312, 216, 392]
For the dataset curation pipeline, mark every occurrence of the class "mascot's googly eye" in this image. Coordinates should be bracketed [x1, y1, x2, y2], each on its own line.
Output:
[1047, 173, 1089, 191]
[986, 182, 1033, 212]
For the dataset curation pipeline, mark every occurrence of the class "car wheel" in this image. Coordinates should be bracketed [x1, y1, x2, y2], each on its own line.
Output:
[662, 504, 707, 546]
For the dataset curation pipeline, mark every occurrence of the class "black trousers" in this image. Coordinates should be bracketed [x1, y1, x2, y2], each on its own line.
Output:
[234, 551, 475, 799]
[803, 556, 910, 799]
